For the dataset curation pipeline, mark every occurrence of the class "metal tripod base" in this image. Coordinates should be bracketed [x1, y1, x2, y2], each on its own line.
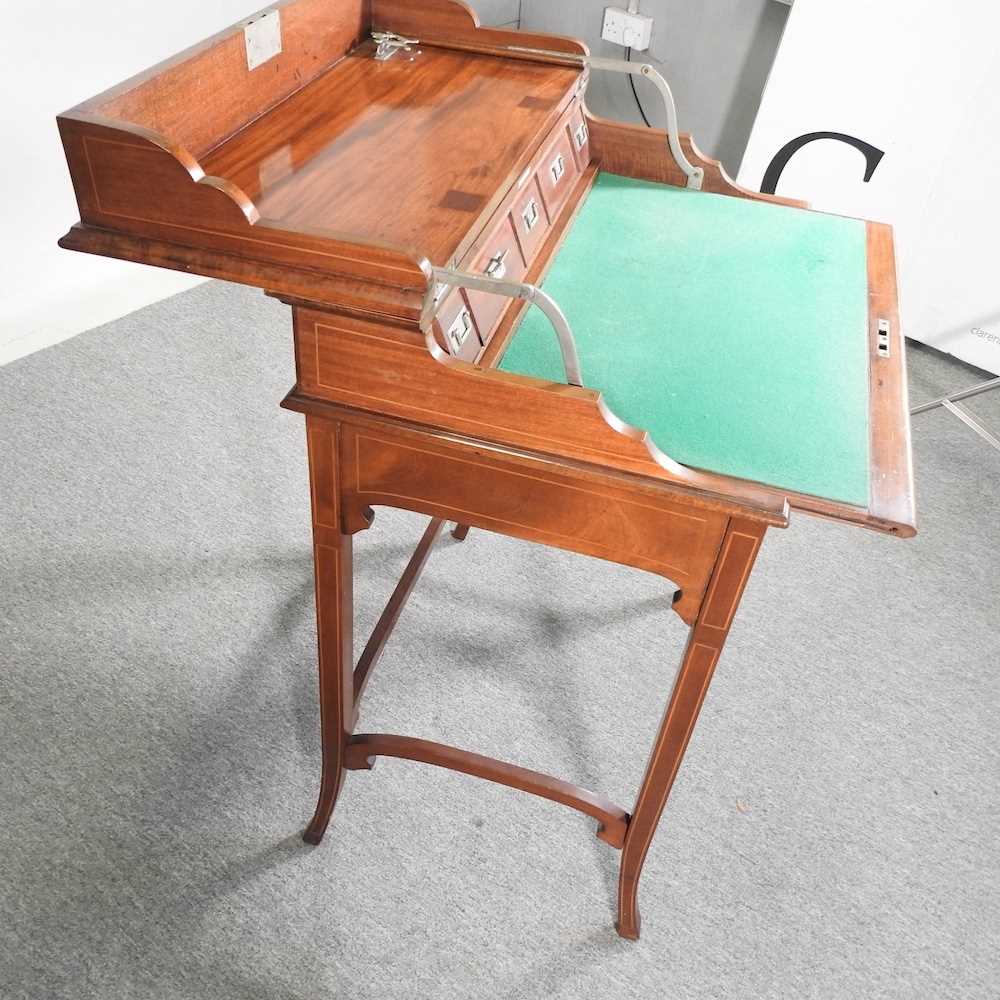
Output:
[912, 377, 1000, 453]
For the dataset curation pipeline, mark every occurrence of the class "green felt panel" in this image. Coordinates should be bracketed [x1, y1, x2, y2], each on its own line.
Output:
[500, 173, 872, 506]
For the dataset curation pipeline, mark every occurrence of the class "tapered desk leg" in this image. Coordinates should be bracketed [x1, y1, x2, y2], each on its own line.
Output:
[303, 420, 356, 846]
[452, 524, 471, 542]
[617, 518, 765, 939]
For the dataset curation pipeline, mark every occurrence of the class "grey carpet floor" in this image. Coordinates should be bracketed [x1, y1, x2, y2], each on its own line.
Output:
[1, 280, 998, 1000]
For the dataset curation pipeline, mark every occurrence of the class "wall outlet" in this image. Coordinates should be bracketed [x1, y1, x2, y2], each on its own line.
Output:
[602, 7, 654, 52]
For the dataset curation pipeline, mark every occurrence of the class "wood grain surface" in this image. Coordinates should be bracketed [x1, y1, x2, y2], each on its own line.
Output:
[203, 42, 582, 265]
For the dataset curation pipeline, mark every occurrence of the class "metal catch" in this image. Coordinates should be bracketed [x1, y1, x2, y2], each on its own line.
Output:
[372, 31, 419, 61]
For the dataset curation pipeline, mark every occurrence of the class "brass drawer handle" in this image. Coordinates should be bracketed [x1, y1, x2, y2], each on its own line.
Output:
[574, 122, 589, 150]
[522, 199, 540, 232]
[447, 310, 473, 353]
[550, 154, 566, 183]
[484, 248, 509, 281]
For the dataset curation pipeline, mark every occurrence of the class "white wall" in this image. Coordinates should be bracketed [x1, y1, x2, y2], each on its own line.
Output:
[0, 2, 265, 366]
[0, 1, 528, 367]
[740, 0, 1000, 374]
[521, 0, 789, 173]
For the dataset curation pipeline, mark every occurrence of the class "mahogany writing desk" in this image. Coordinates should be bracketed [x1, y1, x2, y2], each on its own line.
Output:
[58, 0, 916, 941]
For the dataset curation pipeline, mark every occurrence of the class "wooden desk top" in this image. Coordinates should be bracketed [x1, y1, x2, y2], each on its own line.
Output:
[56, 0, 914, 536]
[203, 42, 581, 265]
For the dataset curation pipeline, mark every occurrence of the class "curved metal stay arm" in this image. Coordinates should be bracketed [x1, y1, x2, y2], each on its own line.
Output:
[510, 49, 704, 191]
[432, 266, 585, 387]
[587, 56, 704, 190]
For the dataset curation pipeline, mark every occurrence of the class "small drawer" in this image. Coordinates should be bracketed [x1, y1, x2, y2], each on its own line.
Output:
[436, 291, 481, 362]
[464, 216, 527, 343]
[537, 129, 579, 222]
[568, 106, 591, 170]
[512, 175, 549, 264]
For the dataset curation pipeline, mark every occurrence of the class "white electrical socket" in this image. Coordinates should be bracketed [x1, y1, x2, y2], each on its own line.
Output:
[602, 6, 654, 52]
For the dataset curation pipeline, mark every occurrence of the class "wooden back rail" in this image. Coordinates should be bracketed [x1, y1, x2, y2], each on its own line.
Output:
[78, 0, 369, 159]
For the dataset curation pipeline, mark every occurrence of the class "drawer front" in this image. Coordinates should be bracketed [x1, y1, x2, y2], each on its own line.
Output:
[344, 424, 730, 599]
[537, 128, 579, 222]
[568, 106, 591, 170]
[511, 175, 549, 264]
[465, 216, 528, 343]
[436, 291, 481, 362]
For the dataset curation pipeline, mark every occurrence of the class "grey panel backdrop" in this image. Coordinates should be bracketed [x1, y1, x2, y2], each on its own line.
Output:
[470, 0, 788, 175]
[469, 0, 521, 27]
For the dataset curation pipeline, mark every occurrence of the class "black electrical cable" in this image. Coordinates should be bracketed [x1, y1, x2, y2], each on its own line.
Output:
[626, 47, 652, 128]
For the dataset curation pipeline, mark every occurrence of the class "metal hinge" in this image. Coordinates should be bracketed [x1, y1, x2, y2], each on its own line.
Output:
[372, 31, 420, 61]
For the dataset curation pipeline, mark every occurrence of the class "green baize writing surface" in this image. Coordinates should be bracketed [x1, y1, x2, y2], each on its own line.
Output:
[500, 173, 871, 506]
